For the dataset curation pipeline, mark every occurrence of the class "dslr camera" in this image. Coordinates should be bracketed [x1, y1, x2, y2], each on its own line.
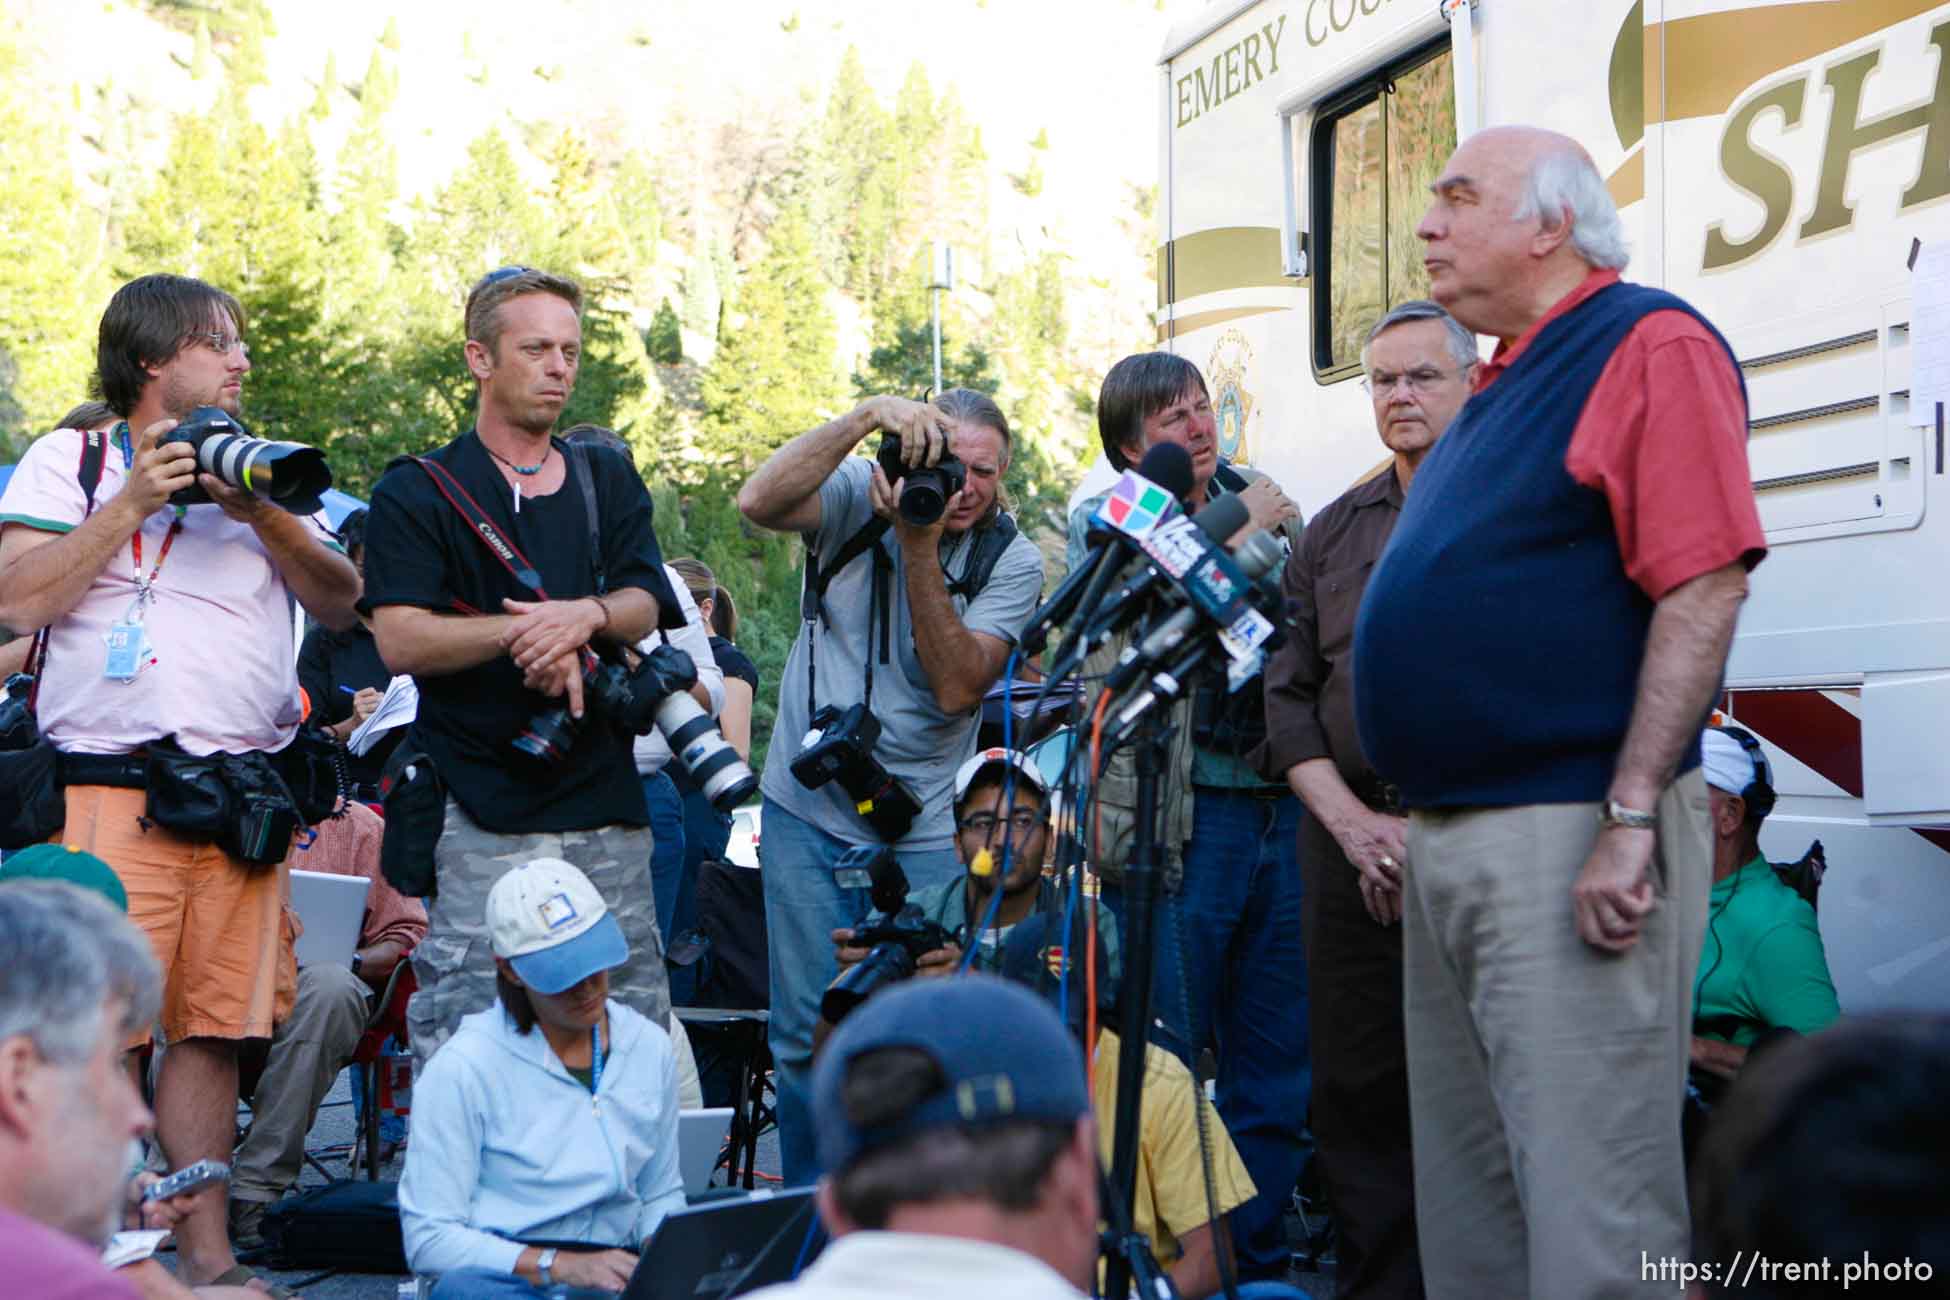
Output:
[875, 434, 964, 526]
[819, 846, 959, 1024]
[513, 643, 757, 811]
[160, 407, 332, 515]
[789, 702, 921, 841]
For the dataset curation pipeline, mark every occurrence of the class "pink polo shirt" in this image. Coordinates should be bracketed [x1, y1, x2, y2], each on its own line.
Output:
[0, 427, 332, 756]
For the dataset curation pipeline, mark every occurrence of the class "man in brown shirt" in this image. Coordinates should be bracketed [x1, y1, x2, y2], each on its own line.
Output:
[1258, 301, 1475, 1300]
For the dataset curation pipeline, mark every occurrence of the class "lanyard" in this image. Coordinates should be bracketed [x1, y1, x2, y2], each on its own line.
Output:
[589, 1023, 604, 1095]
[131, 515, 185, 600]
[117, 422, 186, 603]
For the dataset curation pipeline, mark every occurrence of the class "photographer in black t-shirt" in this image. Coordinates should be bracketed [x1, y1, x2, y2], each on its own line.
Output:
[361, 266, 688, 1067]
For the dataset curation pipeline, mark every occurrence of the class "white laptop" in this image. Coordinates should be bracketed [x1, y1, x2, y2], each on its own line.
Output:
[678, 1107, 733, 1196]
[289, 870, 371, 969]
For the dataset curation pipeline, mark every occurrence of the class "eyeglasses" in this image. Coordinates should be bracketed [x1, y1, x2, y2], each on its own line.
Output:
[958, 810, 1047, 837]
[189, 330, 249, 358]
[1361, 365, 1461, 396]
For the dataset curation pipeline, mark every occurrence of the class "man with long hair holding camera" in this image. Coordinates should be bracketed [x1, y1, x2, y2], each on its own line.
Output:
[0, 273, 361, 1292]
[361, 267, 689, 1073]
[738, 390, 1045, 1183]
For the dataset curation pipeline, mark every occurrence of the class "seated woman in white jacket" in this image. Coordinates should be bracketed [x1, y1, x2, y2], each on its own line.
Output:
[400, 857, 686, 1298]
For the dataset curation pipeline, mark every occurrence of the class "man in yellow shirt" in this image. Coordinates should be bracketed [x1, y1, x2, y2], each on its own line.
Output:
[1001, 914, 1271, 1300]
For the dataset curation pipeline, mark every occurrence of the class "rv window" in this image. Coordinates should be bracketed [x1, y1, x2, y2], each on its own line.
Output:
[1311, 44, 1456, 377]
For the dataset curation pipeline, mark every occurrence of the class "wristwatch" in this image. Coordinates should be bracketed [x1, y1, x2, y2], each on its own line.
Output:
[1599, 799, 1658, 831]
[536, 1247, 558, 1287]
[350, 951, 365, 978]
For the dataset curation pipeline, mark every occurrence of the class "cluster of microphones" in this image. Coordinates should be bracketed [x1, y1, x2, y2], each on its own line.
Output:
[1020, 442, 1285, 742]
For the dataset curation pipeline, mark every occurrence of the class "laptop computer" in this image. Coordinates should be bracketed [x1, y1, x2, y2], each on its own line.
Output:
[289, 869, 370, 969]
[623, 1188, 817, 1300]
[679, 1107, 733, 1196]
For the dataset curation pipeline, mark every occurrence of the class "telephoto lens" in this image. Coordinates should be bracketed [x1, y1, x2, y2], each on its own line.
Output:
[653, 692, 758, 811]
[160, 407, 333, 514]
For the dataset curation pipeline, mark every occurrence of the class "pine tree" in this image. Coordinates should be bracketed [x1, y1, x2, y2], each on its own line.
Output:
[697, 204, 842, 475]
[0, 23, 105, 450]
[118, 80, 330, 447]
[190, 18, 211, 79]
[647, 300, 683, 365]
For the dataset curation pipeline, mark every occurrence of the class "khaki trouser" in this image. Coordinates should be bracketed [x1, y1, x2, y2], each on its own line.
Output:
[1402, 771, 1711, 1300]
[233, 962, 371, 1202]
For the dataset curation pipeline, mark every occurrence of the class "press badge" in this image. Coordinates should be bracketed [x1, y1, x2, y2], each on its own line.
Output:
[103, 622, 147, 681]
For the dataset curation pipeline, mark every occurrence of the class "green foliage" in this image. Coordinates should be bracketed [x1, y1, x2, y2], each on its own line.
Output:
[0, 24, 105, 452]
[697, 204, 843, 476]
[648, 300, 683, 365]
[379, 16, 401, 51]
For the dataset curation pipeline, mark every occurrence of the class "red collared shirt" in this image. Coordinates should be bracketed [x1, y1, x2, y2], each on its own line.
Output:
[1475, 269, 1767, 600]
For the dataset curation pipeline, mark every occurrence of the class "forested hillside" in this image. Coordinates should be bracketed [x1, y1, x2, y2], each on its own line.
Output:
[0, 0, 1173, 767]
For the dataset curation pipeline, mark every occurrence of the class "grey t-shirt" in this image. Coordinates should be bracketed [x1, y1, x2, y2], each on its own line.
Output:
[760, 457, 1046, 850]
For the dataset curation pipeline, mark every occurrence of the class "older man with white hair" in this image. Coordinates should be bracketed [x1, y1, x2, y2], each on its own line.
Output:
[1351, 127, 1768, 1297]
[0, 878, 159, 1299]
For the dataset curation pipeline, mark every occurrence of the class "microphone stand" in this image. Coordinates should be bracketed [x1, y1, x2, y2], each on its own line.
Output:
[1101, 674, 1172, 1300]
[1098, 1160, 1179, 1300]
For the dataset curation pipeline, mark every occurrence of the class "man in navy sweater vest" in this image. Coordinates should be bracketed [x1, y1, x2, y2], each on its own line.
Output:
[1353, 127, 1767, 1298]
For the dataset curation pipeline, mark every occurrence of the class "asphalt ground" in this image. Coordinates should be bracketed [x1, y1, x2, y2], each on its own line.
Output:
[147, 1071, 1335, 1298]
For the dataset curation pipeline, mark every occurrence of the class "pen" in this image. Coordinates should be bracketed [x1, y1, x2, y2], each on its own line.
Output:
[339, 685, 357, 695]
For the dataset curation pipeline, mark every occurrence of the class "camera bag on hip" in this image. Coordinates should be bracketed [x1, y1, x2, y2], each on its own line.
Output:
[377, 734, 444, 898]
[142, 737, 308, 865]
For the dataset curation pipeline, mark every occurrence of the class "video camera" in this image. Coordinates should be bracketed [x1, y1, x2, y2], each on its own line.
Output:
[160, 406, 332, 515]
[789, 703, 922, 842]
[513, 643, 757, 811]
[819, 845, 959, 1024]
[875, 435, 964, 526]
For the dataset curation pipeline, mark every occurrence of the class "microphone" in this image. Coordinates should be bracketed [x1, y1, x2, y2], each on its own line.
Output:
[1102, 530, 1283, 694]
[1025, 443, 1194, 661]
[1076, 491, 1252, 651]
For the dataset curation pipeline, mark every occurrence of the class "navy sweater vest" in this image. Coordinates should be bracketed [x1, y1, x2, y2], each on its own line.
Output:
[1352, 281, 1743, 808]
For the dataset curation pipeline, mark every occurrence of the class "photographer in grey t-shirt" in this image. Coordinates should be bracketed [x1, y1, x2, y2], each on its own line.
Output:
[737, 389, 1044, 1184]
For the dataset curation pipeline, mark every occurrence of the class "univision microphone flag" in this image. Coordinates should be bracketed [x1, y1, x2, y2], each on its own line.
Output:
[1092, 470, 1178, 540]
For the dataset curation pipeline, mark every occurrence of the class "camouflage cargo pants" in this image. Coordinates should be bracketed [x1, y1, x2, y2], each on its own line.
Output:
[408, 798, 668, 1071]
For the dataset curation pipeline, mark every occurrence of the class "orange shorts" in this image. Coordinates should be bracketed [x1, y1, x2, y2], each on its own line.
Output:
[55, 785, 296, 1044]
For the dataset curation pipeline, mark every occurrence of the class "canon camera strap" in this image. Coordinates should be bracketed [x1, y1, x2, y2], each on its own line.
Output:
[393, 438, 606, 608]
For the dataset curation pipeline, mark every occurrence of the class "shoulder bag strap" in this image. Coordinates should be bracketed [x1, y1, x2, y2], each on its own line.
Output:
[563, 440, 606, 596]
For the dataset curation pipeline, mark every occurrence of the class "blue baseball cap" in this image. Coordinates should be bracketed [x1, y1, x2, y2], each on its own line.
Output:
[485, 857, 628, 995]
[812, 974, 1091, 1174]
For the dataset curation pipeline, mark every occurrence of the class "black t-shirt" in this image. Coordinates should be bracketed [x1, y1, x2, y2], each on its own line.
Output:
[709, 635, 759, 692]
[295, 620, 399, 789]
[360, 431, 683, 833]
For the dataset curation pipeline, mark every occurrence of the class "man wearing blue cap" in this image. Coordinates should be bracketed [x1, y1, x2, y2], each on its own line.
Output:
[400, 857, 685, 1298]
[747, 976, 1099, 1300]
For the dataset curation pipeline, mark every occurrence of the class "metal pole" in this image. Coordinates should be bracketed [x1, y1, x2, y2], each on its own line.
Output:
[931, 284, 944, 395]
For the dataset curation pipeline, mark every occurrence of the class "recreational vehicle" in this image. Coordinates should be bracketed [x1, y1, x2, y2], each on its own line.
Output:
[1151, 0, 1950, 1014]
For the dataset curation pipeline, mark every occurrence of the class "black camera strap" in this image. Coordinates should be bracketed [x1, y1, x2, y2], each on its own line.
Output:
[800, 518, 892, 719]
[397, 438, 605, 605]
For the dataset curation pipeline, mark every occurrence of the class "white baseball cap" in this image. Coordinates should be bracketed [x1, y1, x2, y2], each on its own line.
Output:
[486, 858, 628, 995]
[1702, 728, 1769, 799]
[952, 747, 1051, 806]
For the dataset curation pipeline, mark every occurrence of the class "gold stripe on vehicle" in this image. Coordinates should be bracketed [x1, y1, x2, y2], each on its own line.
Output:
[1156, 226, 1289, 308]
